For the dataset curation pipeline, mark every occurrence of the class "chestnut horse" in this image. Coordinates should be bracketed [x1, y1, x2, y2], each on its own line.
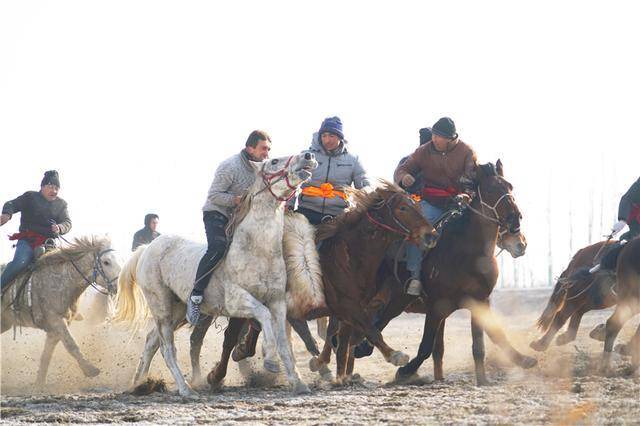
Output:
[530, 240, 618, 352]
[355, 161, 536, 385]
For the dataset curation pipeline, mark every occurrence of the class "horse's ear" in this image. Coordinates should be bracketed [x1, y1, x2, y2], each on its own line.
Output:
[496, 159, 504, 177]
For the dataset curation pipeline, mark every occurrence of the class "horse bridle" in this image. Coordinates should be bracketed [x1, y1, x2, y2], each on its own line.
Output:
[467, 186, 520, 238]
[256, 156, 298, 203]
[68, 249, 118, 295]
[366, 193, 416, 240]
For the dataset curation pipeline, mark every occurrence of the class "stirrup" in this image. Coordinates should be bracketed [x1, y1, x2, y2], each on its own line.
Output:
[186, 294, 203, 325]
[405, 278, 422, 296]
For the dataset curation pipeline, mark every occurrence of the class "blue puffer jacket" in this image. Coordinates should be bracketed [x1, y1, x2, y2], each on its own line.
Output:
[292, 133, 370, 217]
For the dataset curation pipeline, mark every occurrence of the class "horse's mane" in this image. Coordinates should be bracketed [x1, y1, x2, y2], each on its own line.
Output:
[316, 180, 404, 241]
[37, 235, 112, 266]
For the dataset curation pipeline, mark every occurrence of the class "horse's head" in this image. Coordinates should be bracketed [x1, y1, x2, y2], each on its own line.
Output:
[475, 160, 527, 258]
[368, 183, 439, 249]
[95, 245, 122, 295]
[257, 153, 318, 202]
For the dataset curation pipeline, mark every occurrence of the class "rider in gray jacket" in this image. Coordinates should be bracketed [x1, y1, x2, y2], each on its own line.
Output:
[292, 116, 369, 225]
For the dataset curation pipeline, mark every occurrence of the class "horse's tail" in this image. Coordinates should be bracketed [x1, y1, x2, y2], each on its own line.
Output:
[113, 245, 149, 327]
[536, 274, 570, 331]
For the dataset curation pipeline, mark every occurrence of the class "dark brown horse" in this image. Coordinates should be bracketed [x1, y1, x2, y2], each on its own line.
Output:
[205, 182, 438, 387]
[598, 237, 640, 375]
[530, 240, 618, 352]
[359, 161, 536, 385]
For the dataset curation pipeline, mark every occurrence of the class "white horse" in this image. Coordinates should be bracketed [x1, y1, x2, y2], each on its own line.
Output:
[114, 152, 319, 396]
[1, 236, 121, 386]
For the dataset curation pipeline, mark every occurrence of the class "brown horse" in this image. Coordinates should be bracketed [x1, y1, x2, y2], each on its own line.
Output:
[360, 161, 536, 385]
[599, 237, 640, 375]
[530, 240, 618, 352]
[205, 182, 438, 387]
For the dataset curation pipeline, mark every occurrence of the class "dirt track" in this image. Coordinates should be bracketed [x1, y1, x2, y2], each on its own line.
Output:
[1, 290, 639, 424]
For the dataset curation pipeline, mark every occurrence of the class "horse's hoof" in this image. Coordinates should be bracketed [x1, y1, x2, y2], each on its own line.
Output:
[589, 324, 606, 341]
[529, 340, 547, 352]
[389, 351, 410, 366]
[394, 366, 416, 382]
[615, 343, 631, 356]
[179, 387, 199, 399]
[309, 357, 325, 372]
[519, 356, 538, 369]
[476, 377, 492, 386]
[555, 333, 574, 346]
[354, 341, 374, 359]
[83, 365, 101, 378]
[292, 381, 311, 395]
[263, 359, 280, 374]
[319, 365, 333, 381]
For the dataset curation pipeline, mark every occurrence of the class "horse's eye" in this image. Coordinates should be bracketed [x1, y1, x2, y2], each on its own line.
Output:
[399, 205, 407, 211]
[271, 159, 278, 165]
[103, 260, 110, 266]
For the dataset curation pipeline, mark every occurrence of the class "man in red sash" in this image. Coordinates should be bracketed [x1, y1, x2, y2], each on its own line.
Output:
[1, 171, 71, 291]
[394, 117, 478, 295]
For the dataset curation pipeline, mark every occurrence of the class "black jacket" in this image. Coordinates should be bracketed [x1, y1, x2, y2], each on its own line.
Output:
[132, 227, 160, 251]
[618, 178, 640, 222]
[2, 191, 72, 237]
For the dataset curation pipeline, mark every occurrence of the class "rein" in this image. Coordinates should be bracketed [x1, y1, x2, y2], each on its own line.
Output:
[58, 235, 117, 295]
[366, 193, 414, 239]
[467, 187, 517, 237]
[255, 156, 298, 203]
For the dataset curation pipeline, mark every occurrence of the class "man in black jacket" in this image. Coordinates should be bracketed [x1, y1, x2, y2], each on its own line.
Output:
[131, 213, 160, 251]
[0, 170, 71, 290]
[613, 177, 640, 242]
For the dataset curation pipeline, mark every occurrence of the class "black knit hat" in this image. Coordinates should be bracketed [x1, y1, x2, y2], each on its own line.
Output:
[431, 117, 457, 139]
[41, 170, 60, 188]
[419, 127, 432, 145]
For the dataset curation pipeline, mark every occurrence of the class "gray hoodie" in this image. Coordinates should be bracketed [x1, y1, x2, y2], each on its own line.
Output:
[202, 150, 258, 219]
[293, 133, 369, 217]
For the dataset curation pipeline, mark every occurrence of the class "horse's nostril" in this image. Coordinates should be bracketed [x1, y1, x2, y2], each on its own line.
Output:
[304, 152, 313, 160]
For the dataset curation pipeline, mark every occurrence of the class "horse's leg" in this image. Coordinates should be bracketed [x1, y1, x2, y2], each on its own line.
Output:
[530, 301, 578, 352]
[190, 315, 213, 383]
[207, 317, 245, 387]
[316, 317, 328, 341]
[470, 314, 489, 386]
[132, 327, 161, 386]
[268, 299, 309, 394]
[471, 302, 537, 369]
[232, 320, 261, 362]
[433, 319, 445, 381]
[396, 313, 443, 379]
[48, 317, 100, 378]
[155, 317, 196, 397]
[629, 322, 640, 371]
[226, 286, 280, 372]
[600, 302, 636, 375]
[556, 305, 588, 346]
[309, 316, 337, 371]
[35, 332, 60, 387]
[288, 317, 320, 356]
[133, 304, 186, 387]
[335, 322, 353, 384]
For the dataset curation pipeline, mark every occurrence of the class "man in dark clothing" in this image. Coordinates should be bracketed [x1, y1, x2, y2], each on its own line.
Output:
[396, 127, 432, 196]
[615, 177, 640, 242]
[590, 176, 640, 274]
[131, 213, 160, 251]
[1, 170, 72, 290]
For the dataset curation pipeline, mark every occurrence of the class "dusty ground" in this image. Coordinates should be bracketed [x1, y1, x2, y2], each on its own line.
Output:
[1, 289, 639, 425]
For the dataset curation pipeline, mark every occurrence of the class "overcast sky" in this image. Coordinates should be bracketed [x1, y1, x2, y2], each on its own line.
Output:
[1, 1, 638, 286]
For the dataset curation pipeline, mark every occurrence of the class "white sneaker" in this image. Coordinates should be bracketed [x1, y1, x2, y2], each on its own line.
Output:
[406, 279, 422, 296]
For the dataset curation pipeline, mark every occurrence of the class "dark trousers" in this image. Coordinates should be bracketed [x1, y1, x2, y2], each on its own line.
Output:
[296, 206, 333, 226]
[193, 211, 229, 296]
